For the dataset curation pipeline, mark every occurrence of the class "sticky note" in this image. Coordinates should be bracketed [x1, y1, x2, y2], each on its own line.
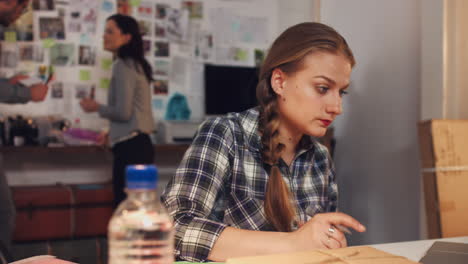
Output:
[100, 78, 110, 89]
[231, 21, 241, 32]
[42, 38, 56, 48]
[5, 32, 17, 42]
[102, 0, 114, 12]
[101, 58, 113, 70]
[80, 34, 91, 45]
[236, 49, 248, 61]
[152, 99, 164, 110]
[130, 0, 141, 7]
[79, 70, 91, 81]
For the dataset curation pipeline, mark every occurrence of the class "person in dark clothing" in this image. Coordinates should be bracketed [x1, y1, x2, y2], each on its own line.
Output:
[0, 0, 49, 258]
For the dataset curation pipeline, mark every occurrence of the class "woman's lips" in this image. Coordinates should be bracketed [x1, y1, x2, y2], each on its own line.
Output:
[320, 120, 332, 127]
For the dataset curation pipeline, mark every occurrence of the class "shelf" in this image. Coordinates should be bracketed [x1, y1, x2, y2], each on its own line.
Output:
[0, 144, 190, 155]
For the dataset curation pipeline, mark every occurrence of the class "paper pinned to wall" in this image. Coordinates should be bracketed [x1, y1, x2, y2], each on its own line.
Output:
[170, 56, 188, 89]
[215, 46, 251, 66]
[5, 32, 17, 42]
[152, 98, 164, 110]
[101, 58, 113, 70]
[166, 8, 190, 43]
[50, 43, 75, 66]
[193, 29, 214, 62]
[102, 0, 114, 12]
[48, 82, 73, 115]
[100, 78, 110, 89]
[210, 7, 269, 45]
[68, 0, 99, 34]
[42, 38, 56, 48]
[0, 43, 19, 68]
[130, 0, 141, 7]
[79, 69, 91, 81]
[187, 61, 203, 95]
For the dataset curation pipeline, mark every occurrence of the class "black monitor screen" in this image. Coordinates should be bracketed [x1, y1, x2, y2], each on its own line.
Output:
[204, 64, 259, 115]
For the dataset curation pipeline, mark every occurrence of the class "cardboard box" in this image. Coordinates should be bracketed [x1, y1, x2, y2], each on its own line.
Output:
[418, 120, 468, 238]
[225, 246, 418, 264]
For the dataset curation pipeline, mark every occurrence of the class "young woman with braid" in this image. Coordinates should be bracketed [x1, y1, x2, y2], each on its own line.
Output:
[161, 22, 366, 262]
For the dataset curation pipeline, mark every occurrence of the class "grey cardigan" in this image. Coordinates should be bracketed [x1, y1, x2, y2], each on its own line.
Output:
[98, 58, 155, 144]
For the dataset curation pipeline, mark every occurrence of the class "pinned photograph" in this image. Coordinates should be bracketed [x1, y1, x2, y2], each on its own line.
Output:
[155, 4, 168, 19]
[166, 7, 189, 43]
[19, 45, 34, 61]
[194, 30, 213, 61]
[137, 2, 153, 18]
[78, 45, 95, 65]
[50, 43, 74, 66]
[51, 82, 64, 99]
[0, 44, 19, 68]
[57, 7, 66, 18]
[82, 3, 98, 34]
[39, 17, 65, 39]
[32, 0, 55, 10]
[153, 79, 168, 95]
[154, 21, 166, 38]
[75, 84, 90, 99]
[154, 60, 169, 76]
[154, 41, 169, 57]
[32, 45, 44, 62]
[182, 1, 203, 19]
[138, 20, 151, 37]
[216, 46, 250, 65]
[152, 98, 164, 110]
[68, 11, 81, 32]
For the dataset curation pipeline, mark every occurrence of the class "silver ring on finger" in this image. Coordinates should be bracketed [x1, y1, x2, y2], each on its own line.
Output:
[328, 226, 335, 234]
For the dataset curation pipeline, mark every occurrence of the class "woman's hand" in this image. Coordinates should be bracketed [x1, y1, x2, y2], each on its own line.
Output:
[287, 212, 366, 251]
[80, 97, 99, 112]
[96, 131, 109, 146]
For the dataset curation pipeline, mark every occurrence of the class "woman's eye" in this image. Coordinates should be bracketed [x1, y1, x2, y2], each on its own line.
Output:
[339, 90, 348, 97]
[317, 86, 329, 94]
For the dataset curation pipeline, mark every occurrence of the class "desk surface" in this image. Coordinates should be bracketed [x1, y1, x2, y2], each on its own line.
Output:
[175, 236, 468, 263]
[371, 236, 468, 261]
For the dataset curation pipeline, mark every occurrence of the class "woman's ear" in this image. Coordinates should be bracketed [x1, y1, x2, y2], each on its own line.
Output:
[123, 33, 132, 45]
[270, 68, 286, 96]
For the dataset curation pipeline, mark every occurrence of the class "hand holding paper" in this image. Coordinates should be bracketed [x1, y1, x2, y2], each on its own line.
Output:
[79, 98, 99, 112]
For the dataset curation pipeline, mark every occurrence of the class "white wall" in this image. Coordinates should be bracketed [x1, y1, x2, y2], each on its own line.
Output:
[277, 0, 318, 35]
[421, 0, 444, 120]
[321, 0, 422, 245]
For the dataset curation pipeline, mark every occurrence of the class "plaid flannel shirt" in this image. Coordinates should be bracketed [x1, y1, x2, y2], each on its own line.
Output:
[161, 107, 338, 262]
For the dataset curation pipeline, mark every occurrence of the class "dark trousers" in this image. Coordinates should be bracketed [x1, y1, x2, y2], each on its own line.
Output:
[111, 133, 154, 207]
[0, 155, 15, 257]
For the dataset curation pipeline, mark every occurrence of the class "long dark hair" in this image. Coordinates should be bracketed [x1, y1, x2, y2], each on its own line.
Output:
[107, 14, 153, 82]
[257, 22, 355, 232]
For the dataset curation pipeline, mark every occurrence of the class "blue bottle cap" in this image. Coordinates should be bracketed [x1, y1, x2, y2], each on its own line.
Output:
[126, 165, 158, 190]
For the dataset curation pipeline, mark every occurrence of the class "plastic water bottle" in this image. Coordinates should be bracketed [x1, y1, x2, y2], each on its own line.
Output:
[108, 165, 174, 264]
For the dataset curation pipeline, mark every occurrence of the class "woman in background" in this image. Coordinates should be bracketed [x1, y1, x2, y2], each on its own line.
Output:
[162, 22, 366, 262]
[80, 14, 155, 207]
